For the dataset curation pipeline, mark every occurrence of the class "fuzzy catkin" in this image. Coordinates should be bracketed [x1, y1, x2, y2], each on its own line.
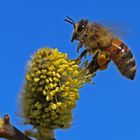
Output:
[21, 47, 93, 130]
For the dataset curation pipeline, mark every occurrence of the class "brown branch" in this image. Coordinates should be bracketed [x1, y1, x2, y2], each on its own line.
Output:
[0, 115, 32, 140]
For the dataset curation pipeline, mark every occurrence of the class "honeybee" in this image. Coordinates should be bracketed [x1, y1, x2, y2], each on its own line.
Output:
[64, 16, 136, 80]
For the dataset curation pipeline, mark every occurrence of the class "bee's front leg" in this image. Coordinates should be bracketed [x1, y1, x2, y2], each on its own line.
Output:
[76, 33, 88, 53]
[77, 41, 83, 52]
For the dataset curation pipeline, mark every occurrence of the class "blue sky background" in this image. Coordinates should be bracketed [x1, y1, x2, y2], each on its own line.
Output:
[0, 0, 140, 140]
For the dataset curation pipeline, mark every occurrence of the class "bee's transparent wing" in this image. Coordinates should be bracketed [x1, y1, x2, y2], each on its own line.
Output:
[103, 22, 131, 39]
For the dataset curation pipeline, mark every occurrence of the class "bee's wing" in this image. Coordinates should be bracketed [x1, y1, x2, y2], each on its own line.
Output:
[103, 22, 131, 38]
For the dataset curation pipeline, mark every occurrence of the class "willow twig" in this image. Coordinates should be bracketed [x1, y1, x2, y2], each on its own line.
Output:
[0, 115, 32, 140]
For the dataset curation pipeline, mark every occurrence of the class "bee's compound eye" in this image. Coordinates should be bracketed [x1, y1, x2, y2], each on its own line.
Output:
[78, 24, 85, 33]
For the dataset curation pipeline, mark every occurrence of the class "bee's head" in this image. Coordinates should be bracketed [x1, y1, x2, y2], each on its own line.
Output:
[64, 16, 88, 42]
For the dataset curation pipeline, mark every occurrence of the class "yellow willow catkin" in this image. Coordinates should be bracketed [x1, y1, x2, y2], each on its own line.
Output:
[0, 118, 4, 130]
[20, 47, 93, 130]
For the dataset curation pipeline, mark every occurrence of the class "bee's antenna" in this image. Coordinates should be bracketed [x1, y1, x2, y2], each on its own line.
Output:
[64, 16, 75, 28]
[66, 16, 75, 24]
[64, 19, 74, 25]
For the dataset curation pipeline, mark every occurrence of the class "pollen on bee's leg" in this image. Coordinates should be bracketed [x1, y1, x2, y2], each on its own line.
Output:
[99, 64, 108, 70]
[97, 54, 107, 66]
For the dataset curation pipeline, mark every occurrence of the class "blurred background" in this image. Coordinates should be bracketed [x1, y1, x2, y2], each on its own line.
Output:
[0, 0, 139, 140]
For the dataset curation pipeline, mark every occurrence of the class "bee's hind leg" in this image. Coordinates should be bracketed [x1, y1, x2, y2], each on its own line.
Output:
[85, 50, 111, 74]
[96, 50, 110, 67]
[97, 52, 111, 70]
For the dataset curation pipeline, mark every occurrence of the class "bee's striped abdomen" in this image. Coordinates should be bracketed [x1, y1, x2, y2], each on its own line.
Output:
[107, 39, 136, 80]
